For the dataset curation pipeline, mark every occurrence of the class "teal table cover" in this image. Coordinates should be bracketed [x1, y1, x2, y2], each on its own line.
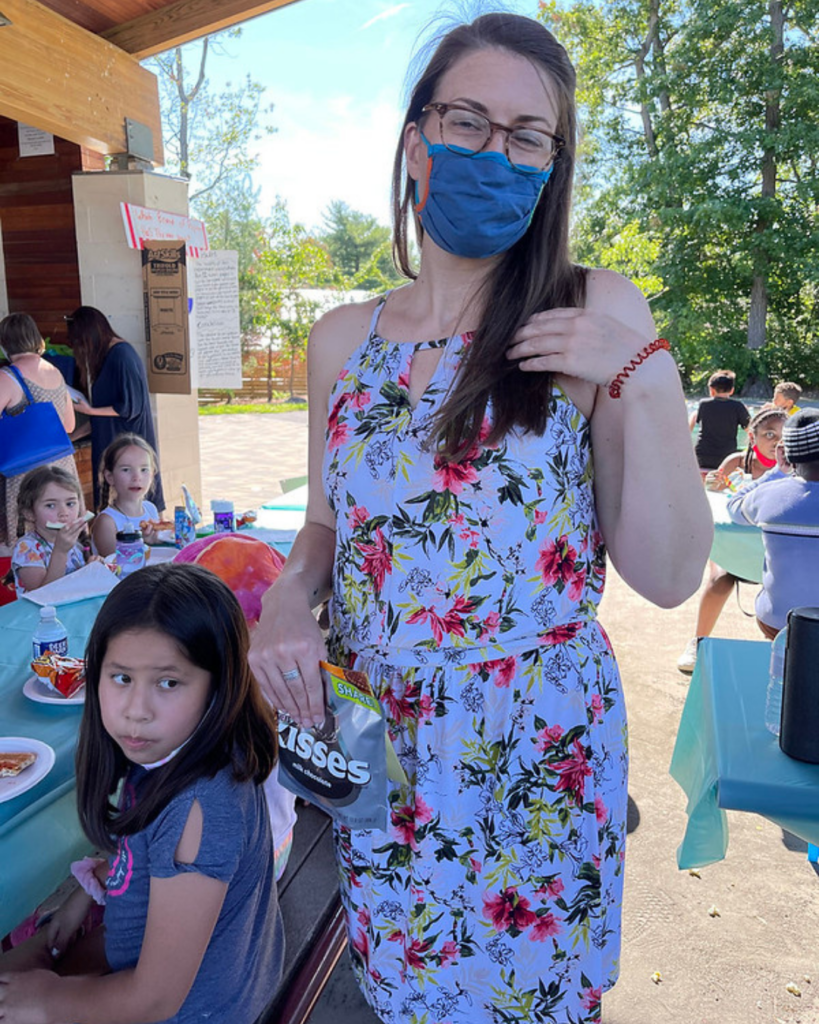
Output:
[707, 490, 764, 583]
[0, 531, 295, 937]
[670, 637, 819, 869]
[0, 596, 105, 936]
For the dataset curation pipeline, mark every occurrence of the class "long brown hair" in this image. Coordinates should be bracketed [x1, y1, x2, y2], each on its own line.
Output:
[66, 306, 119, 390]
[76, 563, 278, 853]
[392, 12, 586, 460]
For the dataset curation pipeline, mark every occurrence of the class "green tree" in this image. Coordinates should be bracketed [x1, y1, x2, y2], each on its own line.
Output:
[540, 0, 819, 391]
[144, 32, 275, 217]
[319, 200, 405, 290]
[251, 201, 336, 400]
[199, 174, 266, 347]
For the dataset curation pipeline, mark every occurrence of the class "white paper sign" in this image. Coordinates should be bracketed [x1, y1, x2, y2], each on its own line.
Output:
[191, 250, 242, 389]
[18, 123, 55, 157]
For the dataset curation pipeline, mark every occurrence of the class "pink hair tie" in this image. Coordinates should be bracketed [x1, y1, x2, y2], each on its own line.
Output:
[70, 856, 108, 906]
[608, 339, 671, 399]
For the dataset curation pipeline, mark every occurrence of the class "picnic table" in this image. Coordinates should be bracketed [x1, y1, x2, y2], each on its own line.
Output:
[706, 489, 764, 584]
[670, 637, 819, 869]
[0, 594, 106, 938]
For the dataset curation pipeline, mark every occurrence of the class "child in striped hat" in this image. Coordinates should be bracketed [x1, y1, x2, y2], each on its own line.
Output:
[727, 409, 819, 637]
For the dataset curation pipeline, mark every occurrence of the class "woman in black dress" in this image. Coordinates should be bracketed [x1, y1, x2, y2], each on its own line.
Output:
[68, 306, 165, 511]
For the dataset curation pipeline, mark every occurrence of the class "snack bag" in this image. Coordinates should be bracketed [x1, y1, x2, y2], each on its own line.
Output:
[31, 653, 86, 698]
[277, 662, 404, 830]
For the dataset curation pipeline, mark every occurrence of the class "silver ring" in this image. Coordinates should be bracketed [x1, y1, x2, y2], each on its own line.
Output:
[281, 667, 302, 683]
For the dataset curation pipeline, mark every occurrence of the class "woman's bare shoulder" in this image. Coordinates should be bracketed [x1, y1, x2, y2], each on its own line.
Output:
[584, 268, 654, 332]
[32, 358, 66, 389]
[309, 295, 382, 373]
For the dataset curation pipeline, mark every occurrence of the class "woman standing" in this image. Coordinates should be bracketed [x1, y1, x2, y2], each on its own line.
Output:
[250, 13, 712, 1023]
[67, 306, 164, 511]
[0, 313, 78, 548]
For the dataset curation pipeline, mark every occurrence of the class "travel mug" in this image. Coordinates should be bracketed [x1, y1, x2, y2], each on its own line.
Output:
[779, 607, 819, 764]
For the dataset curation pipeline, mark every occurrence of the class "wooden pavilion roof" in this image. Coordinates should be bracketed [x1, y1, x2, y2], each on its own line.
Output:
[0, 0, 303, 162]
[39, 0, 303, 60]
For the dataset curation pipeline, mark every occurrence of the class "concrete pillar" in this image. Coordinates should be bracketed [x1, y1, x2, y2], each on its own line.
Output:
[71, 170, 202, 510]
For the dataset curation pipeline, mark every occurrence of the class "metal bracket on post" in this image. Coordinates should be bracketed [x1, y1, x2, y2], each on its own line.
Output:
[110, 118, 154, 171]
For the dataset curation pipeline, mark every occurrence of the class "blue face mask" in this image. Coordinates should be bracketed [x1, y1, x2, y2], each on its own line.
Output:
[415, 130, 552, 259]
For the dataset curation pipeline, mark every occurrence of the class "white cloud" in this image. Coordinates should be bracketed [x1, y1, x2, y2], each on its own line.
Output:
[254, 89, 403, 230]
[359, 4, 411, 31]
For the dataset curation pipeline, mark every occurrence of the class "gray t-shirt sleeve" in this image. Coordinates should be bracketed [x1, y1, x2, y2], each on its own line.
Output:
[146, 773, 244, 883]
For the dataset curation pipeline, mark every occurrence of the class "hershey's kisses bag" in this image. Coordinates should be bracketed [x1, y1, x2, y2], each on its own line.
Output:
[277, 661, 403, 830]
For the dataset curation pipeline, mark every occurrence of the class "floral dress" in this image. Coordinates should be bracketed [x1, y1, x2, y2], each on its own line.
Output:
[323, 297, 627, 1024]
[12, 531, 86, 594]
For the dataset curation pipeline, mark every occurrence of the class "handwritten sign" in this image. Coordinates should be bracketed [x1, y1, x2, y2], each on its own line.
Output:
[121, 202, 209, 257]
[18, 124, 55, 157]
[192, 250, 242, 389]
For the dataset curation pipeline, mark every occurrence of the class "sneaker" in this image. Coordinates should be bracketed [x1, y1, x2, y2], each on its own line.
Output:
[677, 637, 699, 674]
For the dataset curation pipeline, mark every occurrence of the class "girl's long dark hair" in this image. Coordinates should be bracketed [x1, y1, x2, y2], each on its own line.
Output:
[392, 12, 587, 460]
[66, 306, 119, 391]
[76, 563, 278, 853]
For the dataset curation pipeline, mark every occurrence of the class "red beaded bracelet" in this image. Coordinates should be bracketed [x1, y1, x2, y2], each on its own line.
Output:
[607, 338, 671, 399]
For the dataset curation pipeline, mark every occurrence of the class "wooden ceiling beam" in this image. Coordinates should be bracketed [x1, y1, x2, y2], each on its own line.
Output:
[102, 0, 304, 60]
[0, 0, 163, 163]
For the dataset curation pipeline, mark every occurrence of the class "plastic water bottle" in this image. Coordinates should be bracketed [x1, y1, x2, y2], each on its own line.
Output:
[765, 628, 787, 736]
[32, 605, 68, 660]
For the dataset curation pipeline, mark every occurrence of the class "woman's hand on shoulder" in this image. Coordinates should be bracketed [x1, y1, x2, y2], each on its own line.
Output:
[506, 269, 657, 390]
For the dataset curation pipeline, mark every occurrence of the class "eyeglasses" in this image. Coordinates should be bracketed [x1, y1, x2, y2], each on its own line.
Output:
[421, 102, 565, 173]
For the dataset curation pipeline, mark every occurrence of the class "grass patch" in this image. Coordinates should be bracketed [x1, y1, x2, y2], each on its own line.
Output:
[199, 401, 308, 416]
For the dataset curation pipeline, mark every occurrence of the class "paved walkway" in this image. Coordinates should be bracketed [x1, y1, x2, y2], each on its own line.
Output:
[198, 410, 308, 514]
[200, 412, 819, 1024]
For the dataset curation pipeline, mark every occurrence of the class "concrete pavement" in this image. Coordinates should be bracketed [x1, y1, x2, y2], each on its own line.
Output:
[199, 411, 819, 1024]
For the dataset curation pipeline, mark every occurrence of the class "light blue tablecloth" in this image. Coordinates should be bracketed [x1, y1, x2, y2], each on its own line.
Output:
[707, 490, 764, 583]
[0, 520, 300, 938]
[670, 637, 819, 869]
[0, 596, 105, 936]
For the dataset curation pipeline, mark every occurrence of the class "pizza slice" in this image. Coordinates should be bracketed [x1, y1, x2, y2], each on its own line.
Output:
[0, 751, 37, 778]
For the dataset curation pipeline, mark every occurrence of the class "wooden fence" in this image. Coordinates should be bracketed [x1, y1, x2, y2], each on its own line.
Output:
[198, 368, 308, 405]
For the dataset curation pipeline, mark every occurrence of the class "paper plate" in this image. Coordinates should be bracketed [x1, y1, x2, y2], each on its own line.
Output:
[23, 674, 85, 706]
[0, 737, 56, 803]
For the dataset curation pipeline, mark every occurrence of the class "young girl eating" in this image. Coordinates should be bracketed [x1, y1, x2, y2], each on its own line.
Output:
[0, 562, 284, 1023]
[92, 434, 169, 556]
[11, 465, 95, 594]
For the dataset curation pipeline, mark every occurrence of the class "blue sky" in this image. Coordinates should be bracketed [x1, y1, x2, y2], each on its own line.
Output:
[196, 0, 539, 231]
